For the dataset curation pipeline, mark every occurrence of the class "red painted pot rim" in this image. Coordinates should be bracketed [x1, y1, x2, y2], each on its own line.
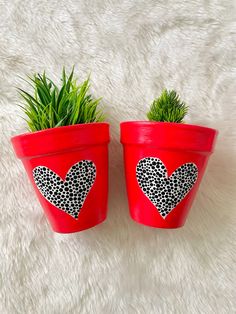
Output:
[11, 123, 110, 159]
[120, 121, 218, 153]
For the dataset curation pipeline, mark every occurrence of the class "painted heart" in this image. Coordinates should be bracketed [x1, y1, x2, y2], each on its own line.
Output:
[136, 157, 198, 219]
[33, 160, 96, 219]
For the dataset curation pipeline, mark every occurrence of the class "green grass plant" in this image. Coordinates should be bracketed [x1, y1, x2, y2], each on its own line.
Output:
[18, 67, 104, 131]
[147, 89, 188, 123]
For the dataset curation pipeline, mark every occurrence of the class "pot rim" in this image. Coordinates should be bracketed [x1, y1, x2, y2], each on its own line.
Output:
[120, 121, 218, 133]
[120, 120, 218, 153]
[11, 122, 110, 141]
[11, 123, 110, 159]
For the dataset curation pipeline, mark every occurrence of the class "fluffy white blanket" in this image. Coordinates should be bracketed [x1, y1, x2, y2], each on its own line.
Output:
[0, 0, 235, 313]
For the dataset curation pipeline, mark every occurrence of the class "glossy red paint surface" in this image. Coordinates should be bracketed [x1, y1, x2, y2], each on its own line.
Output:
[11, 123, 110, 233]
[120, 121, 218, 229]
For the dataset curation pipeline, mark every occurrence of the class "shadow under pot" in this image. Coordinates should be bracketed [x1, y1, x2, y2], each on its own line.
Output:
[120, 121, 218, 229]
[11, 123, 110, 233]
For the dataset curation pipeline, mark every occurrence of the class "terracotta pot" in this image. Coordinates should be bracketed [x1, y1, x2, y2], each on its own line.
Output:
[11, 123, 110, 233]
[120, 121, 218, 229]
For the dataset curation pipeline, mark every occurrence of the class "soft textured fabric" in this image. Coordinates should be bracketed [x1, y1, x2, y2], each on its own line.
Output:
[0, 1, 235, 313]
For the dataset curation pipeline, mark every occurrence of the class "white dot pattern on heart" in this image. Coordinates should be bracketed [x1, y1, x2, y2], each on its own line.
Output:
[33, 161, 96, 219]
[136, 157, 198, 219]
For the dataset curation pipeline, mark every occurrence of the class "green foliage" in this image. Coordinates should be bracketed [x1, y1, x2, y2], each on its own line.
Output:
[18, 68, 105, 132]
[147, 89, 188, 123]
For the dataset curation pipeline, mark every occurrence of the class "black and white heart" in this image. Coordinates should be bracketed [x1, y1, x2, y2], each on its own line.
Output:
[33, 161, 96, 219]
[136, 157, 198, 219]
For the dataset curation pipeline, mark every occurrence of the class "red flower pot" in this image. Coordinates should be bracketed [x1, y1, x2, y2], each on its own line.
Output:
[120, 121, 218, 229]
[11, 123, 110, 233]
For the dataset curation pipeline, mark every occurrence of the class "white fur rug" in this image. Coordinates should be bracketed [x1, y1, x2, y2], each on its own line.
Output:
[0, 1, 235, 313]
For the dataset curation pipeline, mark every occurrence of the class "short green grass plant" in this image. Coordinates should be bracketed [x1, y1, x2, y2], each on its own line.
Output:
[147, 89, 188, 123]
